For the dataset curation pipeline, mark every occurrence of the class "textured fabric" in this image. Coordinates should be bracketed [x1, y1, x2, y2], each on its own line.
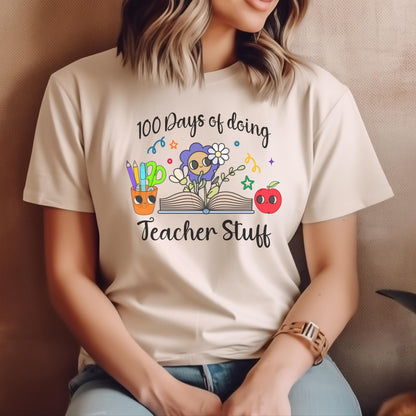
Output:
[24, 49, 392, 368]
[66, 358, 361, 416]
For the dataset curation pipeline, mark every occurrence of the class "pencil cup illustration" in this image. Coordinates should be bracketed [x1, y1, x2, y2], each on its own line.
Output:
[131, 185, 158, 215]
[126, 160, 166, 215]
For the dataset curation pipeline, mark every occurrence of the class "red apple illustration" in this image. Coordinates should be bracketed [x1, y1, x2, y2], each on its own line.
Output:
[255, 181, 282, 214]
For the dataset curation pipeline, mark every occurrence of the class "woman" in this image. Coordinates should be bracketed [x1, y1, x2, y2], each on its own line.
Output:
[24, 0, 393, 415]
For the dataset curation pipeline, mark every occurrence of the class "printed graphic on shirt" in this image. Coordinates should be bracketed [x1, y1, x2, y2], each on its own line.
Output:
[254, 181, 282, 214]
[126, 111, 283, 248]
[160, 142, 254, 214]
[126, 160, 167, 215]
[126, 111, 284, 217]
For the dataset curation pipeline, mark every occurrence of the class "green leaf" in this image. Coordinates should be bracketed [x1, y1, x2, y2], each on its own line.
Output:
[237, 165, 246, 171]
[183, 188, 190, 192]
[207, 186, 219, 199]
[268, 181, 280, 189]
[221, 173, 225, 180]
[212, 176, 219, 185]
[179, 178, 187, 185]
[229, 167, 234, 173]
[223, 178, 230, 182]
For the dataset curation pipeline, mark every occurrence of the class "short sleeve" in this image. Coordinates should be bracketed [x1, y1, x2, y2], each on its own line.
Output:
[302, 89, 393, 223]
[23, 75, 94, 212]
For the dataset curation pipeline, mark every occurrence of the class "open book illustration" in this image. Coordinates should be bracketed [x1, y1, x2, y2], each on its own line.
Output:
[158, 191, 254, 214]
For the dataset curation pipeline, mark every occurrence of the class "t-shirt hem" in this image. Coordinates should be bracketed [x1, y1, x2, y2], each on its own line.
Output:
[78, 349, 264, 371]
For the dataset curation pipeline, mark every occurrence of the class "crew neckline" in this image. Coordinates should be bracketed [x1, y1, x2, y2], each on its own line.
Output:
[204, 61, 243, 84]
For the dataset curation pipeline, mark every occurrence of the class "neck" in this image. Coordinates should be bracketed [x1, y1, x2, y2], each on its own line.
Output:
[201, 22, 237, 72]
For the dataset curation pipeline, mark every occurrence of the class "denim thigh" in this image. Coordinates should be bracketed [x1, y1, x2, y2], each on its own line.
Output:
[65, 364, 218, 416]
[199, 357, 361, 415]
[66, 357, 361, 416]
[289, 356, 362, 416]
[66, 366, 153, 416]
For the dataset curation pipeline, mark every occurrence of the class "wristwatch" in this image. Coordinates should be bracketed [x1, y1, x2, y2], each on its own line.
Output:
[274, 321, 329, 365]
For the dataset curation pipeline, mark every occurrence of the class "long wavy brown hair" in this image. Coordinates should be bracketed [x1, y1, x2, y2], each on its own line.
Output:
[117, 0, 309, 101]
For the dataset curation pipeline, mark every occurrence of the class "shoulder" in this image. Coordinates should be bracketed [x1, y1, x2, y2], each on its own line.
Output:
[289, 60, 353, 123]
[49, 48, 127, 90]
[293, 61, 348, 98]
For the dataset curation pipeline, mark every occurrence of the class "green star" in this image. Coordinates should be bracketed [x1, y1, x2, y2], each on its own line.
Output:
[241, 175, 255, 190]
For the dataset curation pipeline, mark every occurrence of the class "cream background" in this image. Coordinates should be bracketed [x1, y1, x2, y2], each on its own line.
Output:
[0, 1, 414, 415]
[292, 2, 416, 414]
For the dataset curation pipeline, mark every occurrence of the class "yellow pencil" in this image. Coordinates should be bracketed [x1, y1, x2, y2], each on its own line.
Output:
[133, 160, 139, 184]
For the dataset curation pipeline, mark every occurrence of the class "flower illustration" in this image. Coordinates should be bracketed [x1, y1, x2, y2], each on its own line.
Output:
[208, 143, 230, 165]
[180, 143, 219, 182]
[169, 166, 188, 185]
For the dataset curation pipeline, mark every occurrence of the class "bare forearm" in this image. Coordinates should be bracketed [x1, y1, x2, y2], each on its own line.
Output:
[43, 208, 222, 416]
[255, 267, 359, 390]
[49, 272, 169, 401]
[284, 266, 359, 344]
[43, 207, 167, 401]
[221, 268, 358, 416]
[245, 215, 359, 392]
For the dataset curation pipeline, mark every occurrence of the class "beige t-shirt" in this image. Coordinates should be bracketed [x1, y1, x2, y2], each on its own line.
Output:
[24, 49, 393, 367]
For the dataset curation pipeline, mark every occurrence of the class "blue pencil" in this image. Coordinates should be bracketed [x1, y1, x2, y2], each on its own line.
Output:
[140, 163, 147, 191]
[126, 161, 137, 189]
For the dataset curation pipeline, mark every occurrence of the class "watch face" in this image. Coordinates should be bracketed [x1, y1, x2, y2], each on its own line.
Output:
[276, 321, 328, 365]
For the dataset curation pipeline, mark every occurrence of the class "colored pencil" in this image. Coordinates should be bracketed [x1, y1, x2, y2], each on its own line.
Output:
[140, 163, 147, 191]
[126, 161, 137, 189]
[133, 161, 139, 184]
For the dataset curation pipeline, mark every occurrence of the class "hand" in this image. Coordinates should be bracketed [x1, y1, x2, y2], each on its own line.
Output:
[145, 375, 222, 416]
[221, 365, 291, 416]
[222, 384, 290, 416]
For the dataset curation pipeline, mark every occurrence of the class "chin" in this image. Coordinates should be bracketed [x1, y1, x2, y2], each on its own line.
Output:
[233, 12, 272, 33]
[237, 20, 269, 33]
[239, 23, 267, 33]
[211, 0, 277, 34]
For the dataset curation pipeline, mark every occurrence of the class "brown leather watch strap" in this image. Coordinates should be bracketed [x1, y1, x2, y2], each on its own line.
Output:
[273, 321, 329, 365]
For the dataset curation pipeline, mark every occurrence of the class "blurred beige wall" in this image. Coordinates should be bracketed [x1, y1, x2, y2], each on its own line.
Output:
[0, 1, 123, 415]
[0, 1, 414, 415]
[293, 1, 416, 414]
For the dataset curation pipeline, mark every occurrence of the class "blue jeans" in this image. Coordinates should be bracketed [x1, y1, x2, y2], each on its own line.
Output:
[66, 357, 361, 416]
